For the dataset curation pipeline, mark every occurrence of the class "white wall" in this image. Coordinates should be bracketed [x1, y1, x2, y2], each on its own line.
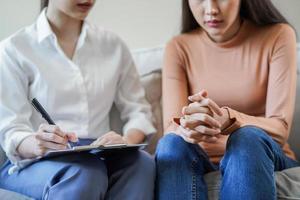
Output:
[89, 0, 181, 48]
[0, 0, 299, 49]
[272, 0, 300, 35]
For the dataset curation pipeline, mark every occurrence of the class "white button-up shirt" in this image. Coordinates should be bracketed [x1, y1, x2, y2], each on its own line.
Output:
[0, 10, 156, 166]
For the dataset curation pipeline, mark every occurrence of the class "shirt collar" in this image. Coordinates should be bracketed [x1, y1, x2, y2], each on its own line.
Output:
[36, 8, 89, 46]
[36, 8, 54, 43]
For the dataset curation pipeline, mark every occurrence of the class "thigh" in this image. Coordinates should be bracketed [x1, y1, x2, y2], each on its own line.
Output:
[155, 133, 218, 200]
[224, 126, 299, 171]
[0, 152, 106, 199]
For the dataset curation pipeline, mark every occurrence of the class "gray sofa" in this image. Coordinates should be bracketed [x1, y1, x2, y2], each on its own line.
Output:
[0, 46, 300, 199]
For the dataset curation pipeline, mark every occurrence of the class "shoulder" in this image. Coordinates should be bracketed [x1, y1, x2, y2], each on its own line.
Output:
[0, 24, 35, 57]
[262, 23, 296, 42]
[268, 23, 295, 36]
[248, 22, 296, 44]
[166, 29, 202, 50]
[165, 29, 202, 61]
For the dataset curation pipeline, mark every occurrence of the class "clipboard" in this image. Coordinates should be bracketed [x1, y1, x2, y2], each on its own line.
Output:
[42, 143, 147, 158]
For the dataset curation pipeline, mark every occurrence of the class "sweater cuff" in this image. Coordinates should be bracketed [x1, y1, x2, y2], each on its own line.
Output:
[221, 107, 241, 135]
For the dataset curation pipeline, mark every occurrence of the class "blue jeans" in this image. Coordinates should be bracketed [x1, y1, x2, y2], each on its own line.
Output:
[0, 139, 155, 200]
[155, 126, 299, 200]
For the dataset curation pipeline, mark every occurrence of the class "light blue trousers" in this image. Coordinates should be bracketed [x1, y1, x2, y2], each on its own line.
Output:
[0, 139, 155, 200]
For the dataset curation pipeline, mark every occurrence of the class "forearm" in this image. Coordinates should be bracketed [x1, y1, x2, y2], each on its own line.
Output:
[224, 107, 289, 145]
[123, 129, 146, 144]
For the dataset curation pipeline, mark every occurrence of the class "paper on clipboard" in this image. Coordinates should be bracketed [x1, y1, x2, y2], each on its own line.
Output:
[42, 143, 147, 158]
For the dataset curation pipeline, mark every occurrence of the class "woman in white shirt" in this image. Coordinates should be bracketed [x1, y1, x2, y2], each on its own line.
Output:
[0, 0, 156, 199]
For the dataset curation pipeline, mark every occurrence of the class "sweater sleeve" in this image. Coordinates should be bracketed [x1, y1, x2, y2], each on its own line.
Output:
[222, 25, 298, 146]
[162, 39, 189, 133]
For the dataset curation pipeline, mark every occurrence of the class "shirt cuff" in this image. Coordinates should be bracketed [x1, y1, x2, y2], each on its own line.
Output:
[3, 131, 34, 164]
[123, 116, 157, 136]
[221, 107, 242, 135]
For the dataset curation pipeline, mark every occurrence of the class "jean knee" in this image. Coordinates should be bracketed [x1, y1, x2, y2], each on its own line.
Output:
[223, 126, 278, 165]
[156, 133, 192, 161]
[228, 126, 272, 148]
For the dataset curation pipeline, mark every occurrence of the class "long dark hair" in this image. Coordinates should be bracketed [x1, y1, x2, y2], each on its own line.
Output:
[40, 0, 49, 12]
[181, 0, 290, 34]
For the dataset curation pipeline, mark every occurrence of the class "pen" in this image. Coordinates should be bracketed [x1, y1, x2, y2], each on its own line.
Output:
[31, 98, 72, 148]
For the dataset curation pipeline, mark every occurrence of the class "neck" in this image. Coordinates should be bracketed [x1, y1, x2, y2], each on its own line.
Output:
[46, 7, 82, 40]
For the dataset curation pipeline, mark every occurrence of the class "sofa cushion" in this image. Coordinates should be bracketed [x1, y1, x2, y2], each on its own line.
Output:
[139, 71, 163, 153]
[289, 73, 300, 159]
[204, 168, 300, 200]
[0, 145, 6, 166]
[131, 46, 164, 76]
[288, 44, 300, 159]
[275, 167, 300, 199]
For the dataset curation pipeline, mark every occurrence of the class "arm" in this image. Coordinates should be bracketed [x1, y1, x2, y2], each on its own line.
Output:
[114, 42, 156, 144]
[222, 25, 298, 146]
[0, 45, 35, 163]
[0, 46, 76, 160]
[162, 40, 189, 133]
[123, 129, 146, 144]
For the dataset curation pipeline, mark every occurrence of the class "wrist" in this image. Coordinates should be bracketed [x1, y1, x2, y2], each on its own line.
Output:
[123, 129, 146, 144]
[17, 135, 38, 159]
[220, 107, 232, 131]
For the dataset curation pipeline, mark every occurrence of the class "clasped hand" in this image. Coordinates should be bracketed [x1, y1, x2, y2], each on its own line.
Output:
[177, 90, 228, 144]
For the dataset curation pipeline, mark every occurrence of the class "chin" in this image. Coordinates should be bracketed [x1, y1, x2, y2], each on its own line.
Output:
[72, 13, 89, 21]
[207, 29, 224, 37]
[71, 12, 89, 20]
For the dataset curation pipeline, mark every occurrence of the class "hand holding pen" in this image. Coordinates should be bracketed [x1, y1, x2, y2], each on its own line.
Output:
[31, 98, 78, 155]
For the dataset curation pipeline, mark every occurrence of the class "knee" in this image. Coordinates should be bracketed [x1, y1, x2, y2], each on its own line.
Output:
[228, 126, 271, 149]
[135, 151, 156, 177]
[155, 133, 192, 164]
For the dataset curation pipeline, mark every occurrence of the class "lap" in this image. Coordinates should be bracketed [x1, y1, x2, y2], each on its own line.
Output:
[0, 152, 106, 196]
[0, 150, 153, 194]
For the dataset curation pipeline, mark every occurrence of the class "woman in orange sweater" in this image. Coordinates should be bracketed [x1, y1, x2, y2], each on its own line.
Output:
[156, 0, 299, 199]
